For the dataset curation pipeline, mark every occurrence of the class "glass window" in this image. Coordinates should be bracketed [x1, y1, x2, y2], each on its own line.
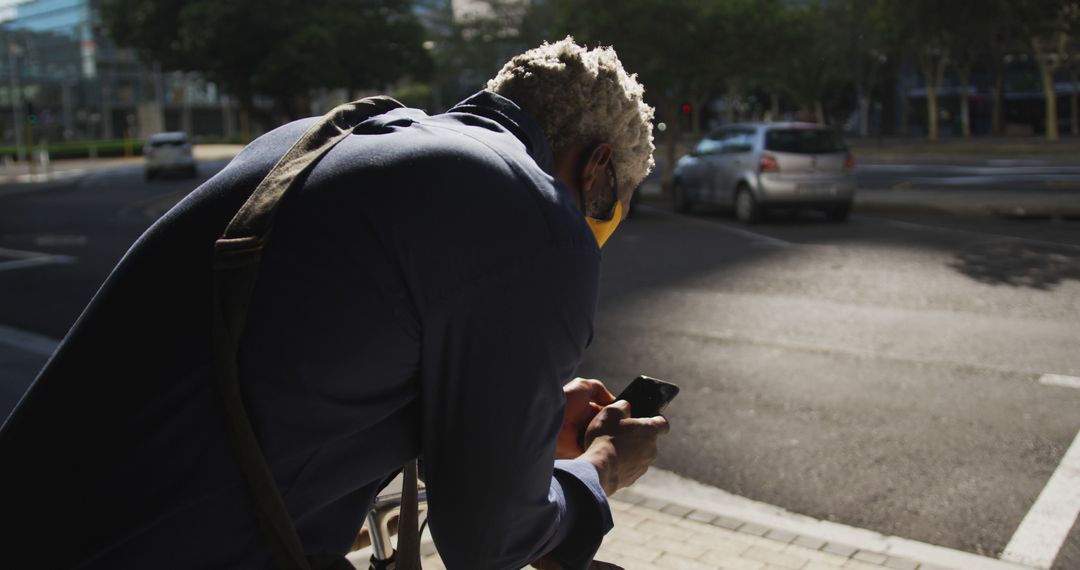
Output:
[722, 130, 756, 153]
[694, 135, 725, 155]
[765, 129, 847, 154]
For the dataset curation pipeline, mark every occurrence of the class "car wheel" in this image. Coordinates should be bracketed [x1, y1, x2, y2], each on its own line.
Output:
[673, 180, 692, 213]
[145, 169, 158, 181]
[734, 185, 762, 223]
[826, 202, 851, 222]
[186, 165, 198, 178]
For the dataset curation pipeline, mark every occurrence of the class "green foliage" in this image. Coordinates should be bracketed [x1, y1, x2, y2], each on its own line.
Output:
[391, 82, 434, 109]
[100, 0, 433, 117]
[0, 140, 145, 160]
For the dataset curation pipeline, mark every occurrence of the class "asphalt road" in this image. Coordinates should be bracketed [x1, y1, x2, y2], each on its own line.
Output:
[2, 158, 1079, 569]
[857, 159, 1080, 194]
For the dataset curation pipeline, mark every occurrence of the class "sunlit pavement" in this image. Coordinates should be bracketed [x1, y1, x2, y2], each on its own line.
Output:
[2, 159, 1079, 569]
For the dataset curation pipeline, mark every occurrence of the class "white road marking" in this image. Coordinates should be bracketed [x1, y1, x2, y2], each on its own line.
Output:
[639, 205, 794, 247]
[0, 324, 58, 356]
[0, 246, 76, 272]
[854, 215, 1080, 252]
[1039, 374, 1080, 389]
[859, 164, 1080, 175]
[0, 256, 75, 272]
[1002, 428, 1080, 569]
[33, 234, 88, 247]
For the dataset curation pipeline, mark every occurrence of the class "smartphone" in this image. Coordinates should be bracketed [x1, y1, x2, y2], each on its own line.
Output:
[616, 375, 679, 418]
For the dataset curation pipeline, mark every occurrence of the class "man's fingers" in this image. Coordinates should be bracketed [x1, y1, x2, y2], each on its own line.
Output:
[589, 381, 617, 405]
[621, 415, 670, 434]
[607, 400, 631, 418]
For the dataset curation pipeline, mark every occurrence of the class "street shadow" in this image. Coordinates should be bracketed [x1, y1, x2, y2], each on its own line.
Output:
[950, 240, 1080, 290]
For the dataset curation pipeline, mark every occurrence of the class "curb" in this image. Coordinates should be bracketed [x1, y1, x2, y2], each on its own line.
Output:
[618, 468, 1034, 570]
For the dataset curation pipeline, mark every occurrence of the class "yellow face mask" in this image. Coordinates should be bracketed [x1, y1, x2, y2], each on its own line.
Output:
[583, 160, 623, 248]
[585, 198, 624, 248]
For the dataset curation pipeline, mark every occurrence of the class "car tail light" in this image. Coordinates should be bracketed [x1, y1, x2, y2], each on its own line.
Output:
[845, 154, 855, 171]
[759, 153, 779, 173]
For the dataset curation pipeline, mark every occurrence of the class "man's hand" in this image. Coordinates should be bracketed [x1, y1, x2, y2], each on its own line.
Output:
[557, 378, 616, 459]
[579, 401, 669, 496]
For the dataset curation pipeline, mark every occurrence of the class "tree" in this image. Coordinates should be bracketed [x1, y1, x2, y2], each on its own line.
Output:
[946, 2, 1010, 138]
[775, 0, 852, 125]
[101, 0, 432, 128]
[895, 0, 955, 142]
[1012, 0, 1080, 141]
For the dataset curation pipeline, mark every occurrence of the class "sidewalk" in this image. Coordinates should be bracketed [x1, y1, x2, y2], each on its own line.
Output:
[0, 144, 244, 185]
[347, 468, 1032, 570]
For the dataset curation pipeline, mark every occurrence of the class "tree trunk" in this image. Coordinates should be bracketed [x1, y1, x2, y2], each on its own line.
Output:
[724, 88, 738, 123]
[690, 96, 707, 136]
[770, 93, 780, 121]
[1071, 69, 1078, 137]
[859, 95, 870, 137]
[920, 55, 947, 143]
[927, 84, 938, 142]
[814, 101, 825, 125]
[661, 100, 680, 193]
[992, 61, 1005, 135]
[1039, 62, 1059, 142]
[899, 87, 910, 136]
[959, 68, 972, 138]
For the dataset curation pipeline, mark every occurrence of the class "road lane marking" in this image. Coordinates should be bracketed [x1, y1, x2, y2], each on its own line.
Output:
[0, 246, 76, 272]
[1039, 374, 1080, 389]
[1002, 428, 1080, 569]
[859, 163, 1080, 174]
[639, 205, 794, 248]
[0, 324, 58, 356]
[854, 216, 1080, 252]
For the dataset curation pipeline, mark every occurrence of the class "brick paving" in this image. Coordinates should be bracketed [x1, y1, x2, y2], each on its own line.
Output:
[354, 491, 933, 570]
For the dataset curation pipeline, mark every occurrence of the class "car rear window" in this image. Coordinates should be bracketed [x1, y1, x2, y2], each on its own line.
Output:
[150, 140, 185, 148]
[765, 129, 846, 154]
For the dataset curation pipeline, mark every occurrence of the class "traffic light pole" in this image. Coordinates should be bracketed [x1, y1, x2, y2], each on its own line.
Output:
[7, 43, 25, 163]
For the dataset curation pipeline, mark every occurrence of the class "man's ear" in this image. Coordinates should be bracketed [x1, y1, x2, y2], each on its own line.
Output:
[581, 143, 613, 195]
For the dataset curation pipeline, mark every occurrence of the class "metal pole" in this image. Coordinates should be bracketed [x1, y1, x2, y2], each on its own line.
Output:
[8, 42, 25, 162]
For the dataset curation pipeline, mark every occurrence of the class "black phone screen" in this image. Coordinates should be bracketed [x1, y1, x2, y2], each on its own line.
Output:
[616, 375, 679, 418]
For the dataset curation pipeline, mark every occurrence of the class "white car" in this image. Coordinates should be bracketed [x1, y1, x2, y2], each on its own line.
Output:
[144, 132, 197, 179]
[673, 123, 856, 222]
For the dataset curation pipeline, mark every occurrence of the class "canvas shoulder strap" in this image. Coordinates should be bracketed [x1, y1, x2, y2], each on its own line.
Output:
[211, 96, 421, 570]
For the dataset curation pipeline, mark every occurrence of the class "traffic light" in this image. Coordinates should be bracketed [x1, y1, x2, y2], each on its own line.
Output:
[25, 101, 37, 125]
[680, 103, 692, 115]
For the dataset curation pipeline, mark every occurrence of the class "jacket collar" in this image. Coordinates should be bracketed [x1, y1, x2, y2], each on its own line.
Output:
[447, 91, 554, 174]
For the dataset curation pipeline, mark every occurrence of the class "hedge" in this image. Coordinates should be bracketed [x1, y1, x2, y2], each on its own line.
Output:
[0, 140, 145, 161]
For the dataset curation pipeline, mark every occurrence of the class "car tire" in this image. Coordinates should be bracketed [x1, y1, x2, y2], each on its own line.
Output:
[734, 185, 762, 224]
[186, 165, 198, 178]
[145, 169, 158, 181]
[673, 180, 692, 213]
[826, 202, 851, 222]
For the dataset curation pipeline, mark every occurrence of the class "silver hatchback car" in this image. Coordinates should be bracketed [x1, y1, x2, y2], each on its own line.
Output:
[673, 123, 855, 222]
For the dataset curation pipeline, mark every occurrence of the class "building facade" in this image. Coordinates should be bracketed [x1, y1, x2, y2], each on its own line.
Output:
[0, 0, 235, 149]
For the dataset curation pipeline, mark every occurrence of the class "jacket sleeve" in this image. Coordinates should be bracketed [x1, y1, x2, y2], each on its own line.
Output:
[418, 246, 611, 570]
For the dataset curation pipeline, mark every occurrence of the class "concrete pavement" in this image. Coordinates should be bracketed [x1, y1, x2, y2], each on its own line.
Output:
[345, 467, 1034, 570]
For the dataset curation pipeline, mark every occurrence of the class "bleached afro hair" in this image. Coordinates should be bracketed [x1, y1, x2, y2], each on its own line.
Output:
[487, 37, 655, 193]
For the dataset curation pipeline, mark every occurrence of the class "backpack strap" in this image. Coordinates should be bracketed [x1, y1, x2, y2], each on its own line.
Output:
[211, 96, 407, 570]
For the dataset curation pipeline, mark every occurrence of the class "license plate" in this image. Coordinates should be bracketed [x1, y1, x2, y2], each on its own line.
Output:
[796, 183, 831, 194]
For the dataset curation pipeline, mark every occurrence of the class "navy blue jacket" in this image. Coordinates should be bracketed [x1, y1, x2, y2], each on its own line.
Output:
[0, 91, 611, 569]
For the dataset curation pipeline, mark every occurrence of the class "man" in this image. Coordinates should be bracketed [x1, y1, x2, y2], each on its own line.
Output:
[0, 38, 665, 569]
